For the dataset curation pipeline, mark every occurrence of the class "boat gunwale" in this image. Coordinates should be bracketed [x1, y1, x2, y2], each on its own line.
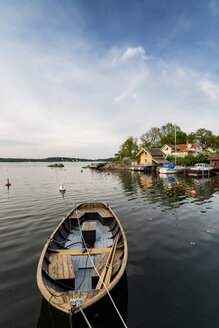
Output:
[37, 202, 128, 314]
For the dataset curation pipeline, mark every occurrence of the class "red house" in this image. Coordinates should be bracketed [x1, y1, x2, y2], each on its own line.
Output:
[208, 153, 219, 174]
[208, 153, 219, 168]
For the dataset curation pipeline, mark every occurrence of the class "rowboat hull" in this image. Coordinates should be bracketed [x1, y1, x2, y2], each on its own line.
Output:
[37, 202, 128, 315]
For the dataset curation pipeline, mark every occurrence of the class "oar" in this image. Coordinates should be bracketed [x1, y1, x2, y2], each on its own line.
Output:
[104, 235, 119, 286]
[96, 234, 119, 289]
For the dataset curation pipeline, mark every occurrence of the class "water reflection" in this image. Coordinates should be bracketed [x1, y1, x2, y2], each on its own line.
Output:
[1, 162, 219, 328]
[37, 273, 128, 328]
[110, 170, 219, 207]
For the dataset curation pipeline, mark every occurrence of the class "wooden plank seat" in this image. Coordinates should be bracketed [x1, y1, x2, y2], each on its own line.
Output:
[69, 208, 114, 226]
[82, 221, 96, 243]
[96, 209, 114, 225]
[91, 252, 109, 288]
[69, 209, 86, 220]
[48, 254, 75, 289]
[97, 209, 112, 218]
[48, 247, 111, 256]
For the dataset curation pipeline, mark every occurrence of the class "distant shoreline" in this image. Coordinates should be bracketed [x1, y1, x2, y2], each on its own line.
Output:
[0, 157, 114, 163]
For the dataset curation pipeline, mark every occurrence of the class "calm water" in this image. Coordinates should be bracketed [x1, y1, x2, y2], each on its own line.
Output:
[0, 162, 219, 328]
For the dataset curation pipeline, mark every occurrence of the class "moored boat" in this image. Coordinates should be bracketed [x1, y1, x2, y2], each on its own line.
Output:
[188, 163, 213, 177]
[37, 202, 128, 316]
[159, 162, 177, 174]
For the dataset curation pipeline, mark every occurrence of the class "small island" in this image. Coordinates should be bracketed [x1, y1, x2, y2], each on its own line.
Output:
[47, 163, 64, 168]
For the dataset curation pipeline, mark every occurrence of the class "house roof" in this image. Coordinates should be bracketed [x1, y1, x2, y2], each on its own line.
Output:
[175, 142, 200, 153]
[153, 158, 169, 164]
[144, 148, 165, 156]
[207, 153, 219, 161]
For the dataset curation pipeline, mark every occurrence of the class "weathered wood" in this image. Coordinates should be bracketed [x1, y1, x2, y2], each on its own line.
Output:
[91, 253, 109, 288]
[47, 285, 100, 303]
[97, 208, 113, 218]
[70, 208, 113, 218]
[82, 221, 96, 243]
[103, 235, 119, 286]
[48, 254, 75, 280]
[69, 210, 86, 219]
[48, 247, 111, 256]
[96, 234, 119, 289]
[112, 250, 123, 275]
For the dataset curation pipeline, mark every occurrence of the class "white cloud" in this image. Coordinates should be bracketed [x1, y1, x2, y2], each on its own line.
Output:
[176, 68, 186, 78]
[0, 32, 218, 158]
[209, 0, 219, 17]
[199, 79, 219, 102]
[120, 46, 149, 62]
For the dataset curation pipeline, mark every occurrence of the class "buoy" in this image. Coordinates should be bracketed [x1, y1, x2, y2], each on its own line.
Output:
[5, 179, 11, 187]
[59, 185, 66, 192]
[191, 190, 196, 196]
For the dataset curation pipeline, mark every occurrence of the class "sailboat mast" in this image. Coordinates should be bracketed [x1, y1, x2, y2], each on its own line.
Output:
[174, 124, 176, 165]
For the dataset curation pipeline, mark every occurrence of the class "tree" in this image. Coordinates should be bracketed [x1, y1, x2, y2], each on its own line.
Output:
[213, 135, 219, 148]
[187, 132, 197, 143]
[116, 137, 139, 161]
[140, 123, 188, 147]
[140, 127, 161, 148]
[160, 123, 182, 145]
[195, 128, 214, 147]
[205, 135, 219, 148]
[176, 131, 187, 144]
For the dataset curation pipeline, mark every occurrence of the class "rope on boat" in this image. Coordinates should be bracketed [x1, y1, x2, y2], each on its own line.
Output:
[70, 298, 93, 328]
[79, 306, 93, 328]
[73, 205, 128, 328]
[57, 187, 128, 327]
[48, 295, 56, 328]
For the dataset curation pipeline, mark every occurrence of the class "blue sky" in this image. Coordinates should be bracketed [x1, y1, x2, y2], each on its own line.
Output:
[0, 0, 219, 158]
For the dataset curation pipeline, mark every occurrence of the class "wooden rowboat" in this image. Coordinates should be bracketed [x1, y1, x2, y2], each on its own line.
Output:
[37, 202, 128, 315]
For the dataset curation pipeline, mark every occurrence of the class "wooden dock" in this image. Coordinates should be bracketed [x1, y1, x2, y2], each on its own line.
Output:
[131, 165, 156, 173]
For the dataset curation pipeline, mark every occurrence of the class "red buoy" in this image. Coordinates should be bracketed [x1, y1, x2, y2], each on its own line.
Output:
[5, 179, 11, 187]
[191, 190, 196, 196]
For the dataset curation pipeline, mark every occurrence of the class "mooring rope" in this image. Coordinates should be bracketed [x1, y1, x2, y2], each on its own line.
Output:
[62, 194, 128, 328]
[79, 306, 93, 328]
[47, 294, 56, 328]
[52, 169, 128, 328]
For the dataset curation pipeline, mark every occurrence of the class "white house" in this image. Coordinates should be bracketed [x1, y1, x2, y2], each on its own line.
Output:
[161, 141, 202, 157]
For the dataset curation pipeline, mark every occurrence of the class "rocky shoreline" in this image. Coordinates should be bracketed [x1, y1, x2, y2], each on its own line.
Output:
[85, 162, 131, 171]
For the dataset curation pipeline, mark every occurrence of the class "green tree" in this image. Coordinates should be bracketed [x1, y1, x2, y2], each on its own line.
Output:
[214, 135, 219, 148]
[160, 123, 182, 145]
[140, 127, 161, 148]
[176, 131, 187, 144]
[207, 135, 219, 148]
[195, 128, 214, 146]
[116, 137, 139, 161]
[187, 132, 197, 143]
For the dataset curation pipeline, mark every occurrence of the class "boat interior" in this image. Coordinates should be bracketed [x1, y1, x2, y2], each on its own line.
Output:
[41, 203, 125, 301]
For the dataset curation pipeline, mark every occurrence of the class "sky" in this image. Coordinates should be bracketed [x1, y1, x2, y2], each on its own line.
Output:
[0, 0, 219, 159]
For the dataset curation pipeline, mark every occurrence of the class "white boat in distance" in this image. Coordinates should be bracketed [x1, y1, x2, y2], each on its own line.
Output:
[188, 163, 213, 177]
[160, 162, 177, 174]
